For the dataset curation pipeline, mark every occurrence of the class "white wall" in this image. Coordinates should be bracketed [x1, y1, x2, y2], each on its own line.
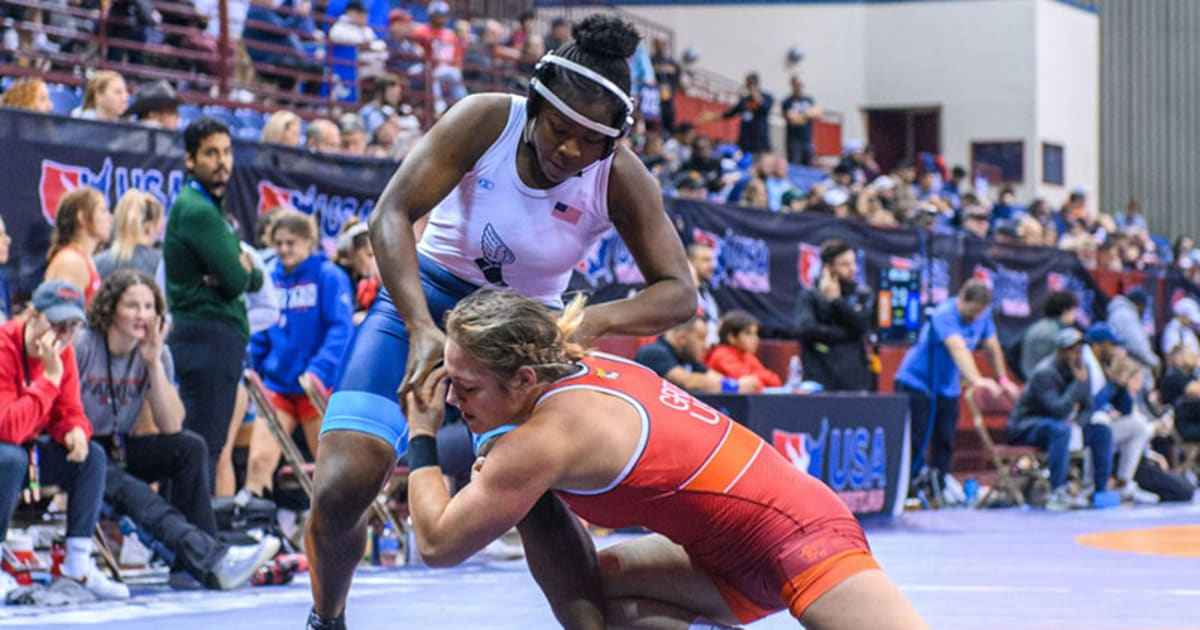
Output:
[863, 0, 1039, 199]
[616, 1, 1097, 204]
[619, 3, 869, 140]
[1035, 0, 1099, 206]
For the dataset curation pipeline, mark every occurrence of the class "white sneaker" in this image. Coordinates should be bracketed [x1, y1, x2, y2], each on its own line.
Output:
[211, 536, 281, 590]
[1046, 485, 1089, 511]
[480, 529, 524, 561]
[940, 474, 967, 507]
[1119, 482, 1161, 505]
[62, 562, 130, 600]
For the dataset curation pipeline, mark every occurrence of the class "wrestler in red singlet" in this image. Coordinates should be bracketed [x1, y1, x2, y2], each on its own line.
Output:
[544, 352, 881, 623]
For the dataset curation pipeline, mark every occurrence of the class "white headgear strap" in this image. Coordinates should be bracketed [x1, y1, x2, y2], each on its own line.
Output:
[531, 53, 633, 138]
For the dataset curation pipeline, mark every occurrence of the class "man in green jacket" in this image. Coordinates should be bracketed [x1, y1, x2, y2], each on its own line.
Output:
[164, 117, 264, 491]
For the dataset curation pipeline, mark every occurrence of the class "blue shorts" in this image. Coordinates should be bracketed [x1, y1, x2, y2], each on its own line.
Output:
[320, 254, 514, 456]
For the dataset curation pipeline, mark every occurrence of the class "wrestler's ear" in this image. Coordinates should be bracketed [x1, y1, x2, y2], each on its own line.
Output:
[510, 365, 539, 392]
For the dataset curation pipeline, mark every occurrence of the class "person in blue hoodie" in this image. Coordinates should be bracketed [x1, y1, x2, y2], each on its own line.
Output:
[246, 211, 353, 497]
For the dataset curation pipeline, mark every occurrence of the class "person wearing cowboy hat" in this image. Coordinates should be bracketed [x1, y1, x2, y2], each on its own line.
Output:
[125, 80, 182, 130]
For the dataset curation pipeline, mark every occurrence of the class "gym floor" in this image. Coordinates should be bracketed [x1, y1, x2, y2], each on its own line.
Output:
[3, 501, 1198, 629]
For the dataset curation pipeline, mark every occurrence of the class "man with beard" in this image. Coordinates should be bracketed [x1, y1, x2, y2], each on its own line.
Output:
[793, 239, 875, 391]
[163, 118, 264, 490]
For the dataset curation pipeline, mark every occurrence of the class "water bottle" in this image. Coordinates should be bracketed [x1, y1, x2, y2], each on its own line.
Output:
[963, 477, 979, 507]
[786, 355, 804, 392]
[378, 523, 400, 567]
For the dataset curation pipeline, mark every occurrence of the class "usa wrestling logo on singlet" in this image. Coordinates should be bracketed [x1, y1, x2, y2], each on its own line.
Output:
[475, 223, 516, 286]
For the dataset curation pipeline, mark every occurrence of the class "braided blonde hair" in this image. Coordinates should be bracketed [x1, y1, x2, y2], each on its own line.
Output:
[445, 289, 588, 385]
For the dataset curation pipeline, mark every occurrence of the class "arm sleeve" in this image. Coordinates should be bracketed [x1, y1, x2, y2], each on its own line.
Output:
[793, 291, 855, 343]
[46, 347, 92, 444]
[635, 344, 677, 378]
[703, 346, 740, 377]
[186, 208, 259, 301]
[0, 348, 59, 442]
[1028, 369, 1084, 419]
[305, 266, 356, 386]
[722, 97, 745, 120]
[830, 287, 875, 336]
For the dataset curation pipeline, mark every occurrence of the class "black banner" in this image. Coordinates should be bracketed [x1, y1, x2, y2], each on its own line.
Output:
[698, 393, 911, 519]
[0, 109, 394, 300]
[571, 198, 1102, 346]
[960, 237, 1107, 345]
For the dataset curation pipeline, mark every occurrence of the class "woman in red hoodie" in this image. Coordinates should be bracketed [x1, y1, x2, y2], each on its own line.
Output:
[703, 310, 782, 392]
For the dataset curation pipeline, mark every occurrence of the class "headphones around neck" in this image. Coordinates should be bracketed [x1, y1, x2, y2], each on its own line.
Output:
[526, 53, 634, 158]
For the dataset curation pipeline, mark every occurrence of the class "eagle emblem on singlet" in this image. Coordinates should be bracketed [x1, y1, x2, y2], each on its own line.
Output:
[475, 223, 516, 286]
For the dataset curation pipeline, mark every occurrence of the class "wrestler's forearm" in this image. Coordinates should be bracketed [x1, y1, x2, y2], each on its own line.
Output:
[518, 492, 605, 630]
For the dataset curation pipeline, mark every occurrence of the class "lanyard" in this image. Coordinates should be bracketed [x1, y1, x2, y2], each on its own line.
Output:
[187, 178, 220, 207]
[104, 338, 138, 423]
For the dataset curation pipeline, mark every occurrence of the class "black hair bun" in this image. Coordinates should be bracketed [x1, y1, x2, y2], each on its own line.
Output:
[571, 14, 640, 59]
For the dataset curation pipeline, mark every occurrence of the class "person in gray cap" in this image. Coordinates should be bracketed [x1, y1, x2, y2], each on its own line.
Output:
[1007, 327, 1114, 510]
[1106, 287, 1159, 375]
[1161, 296, 1200, 355]
[125, 80, 182, 130]
[0, 280, 130, 599]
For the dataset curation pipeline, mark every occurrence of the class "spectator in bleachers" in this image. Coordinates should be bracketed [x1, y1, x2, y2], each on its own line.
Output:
[516, 33, 545, 77]
[1173, 235, 1198, 275]
[738, 176, 768, 209]
[1106, 287, 1159, 377]
[635, 315, 758, 394]
[72, 70, 129, 122]
[650, 35, 681, 135]
[662, 121, 693, 173]
[895, 280, 1016, 494]
[1159, 344, 1200, 448]
[639, 134, 669, 185]
[544, 16, 570, 53]
[1007, 328, 1112, 510]
[1081, 323, 1160, 504]
[0, 216, 10, 320]
[123, 80, 182, 131]
[243, 0, 324, 95]
[1161, 297, 1200, 355]
[708, 72, 773, 157]
[762, 153, 795, 212]
[260, 109, 303, 147]
[507, 11, 534, 49]
[328, 0, 388, 77]
[106, 0, 162, 65]
[0, 77, 52, 113]
[164, 118, 264, 490]
[942, 165, 967, 198]
[687, 242, 719, 346]
[703, 310, 779, 392]
[246, 211, 352, 498]
[678, 136, 724, 195]
[411, 0, 465, 114]
[385, 8, 423, 78]
[94, 189, 163, 280]
[0, 280, 129, 599]
[358, 73, 409, 138]
[890, 160, 919, 219]
[75, 270, 282, 588]
[837, 140, 880, 185]
[334, 219, 379, 325]
[961, 204, 991, 239]
[991, 186, 1023, 224]
[1094, 234, 1124, 272]
[1019, 289, 1079, 381]
[793, 238, 875, 392]
[781, 74, 821, 166]
[914, 169, 954, 228]
[1108, 195, 1147, 231]
[305, 118, 342, 154]
[673, 170, 707, 201]
[45, 187, 112, 305]
[337, 112, 368, 155]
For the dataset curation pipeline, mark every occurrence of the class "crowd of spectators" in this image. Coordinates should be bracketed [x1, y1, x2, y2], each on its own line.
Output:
[0, 0, 1198, 608]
